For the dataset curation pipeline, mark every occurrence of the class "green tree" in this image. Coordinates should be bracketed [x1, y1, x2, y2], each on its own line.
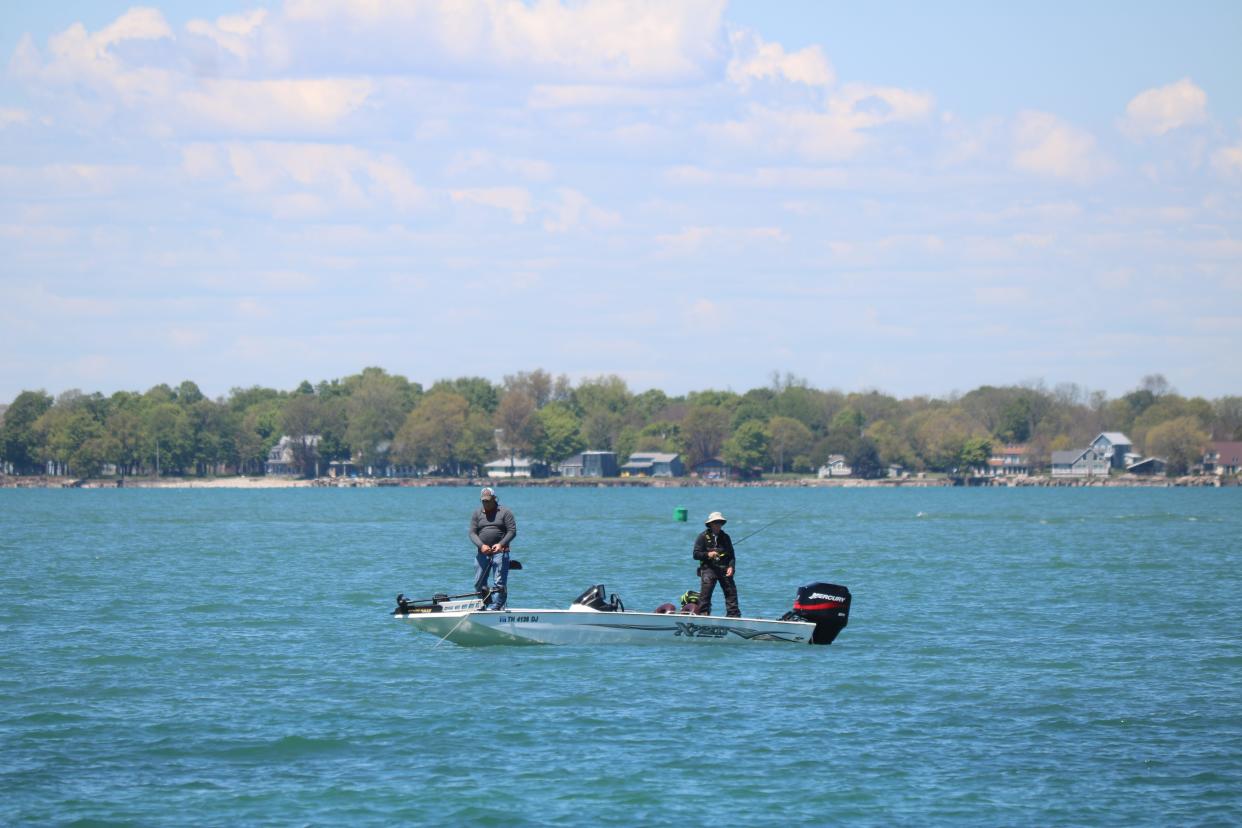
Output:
[35, 399, 107, 477]
[725, 397, 775, 434]
[106, 406, 144, 476]
[767, 416, 813, 473]
[430, 377, 499, 415]
[345, 369, 413, 470]
[495, 391, 538, 469]
[634, 420, 681, 453]
[572, 375, 632, 418]
[958, 436, 994, 475]
[1145, 416, 1209, 476]
[996, 398, 1028, 443]
[459, 411, 498, 474]
[280, 394, 325, 477]
[1, 390, 53, 473]
[774, 385, 838, 434]
[864, 419, 914, 469]
[722, 420, 769, 471]
[145, 402, 188, 475]
[846, 437, 884, 479]
[582, 410, 624, 452]
[532, 402, 585, 464]
[393, 391, 472, 474]
[629, 389, 671, 425]
[830, 407, 865, 437]
[176, 380, 205, 406]
[503, 369, 559, 408]
[1213, 396, 1242, 440]
[681, 405, 731, 467]
[907, 407, 984, 472]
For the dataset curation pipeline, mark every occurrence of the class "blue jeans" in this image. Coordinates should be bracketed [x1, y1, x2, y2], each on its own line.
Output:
[473, 550, 510, 609]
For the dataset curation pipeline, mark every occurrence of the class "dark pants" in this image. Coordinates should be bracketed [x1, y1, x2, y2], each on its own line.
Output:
[698, 566, 740, 617]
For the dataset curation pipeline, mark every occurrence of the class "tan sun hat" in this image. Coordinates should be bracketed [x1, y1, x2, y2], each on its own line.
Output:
[705, 511, 727, 526]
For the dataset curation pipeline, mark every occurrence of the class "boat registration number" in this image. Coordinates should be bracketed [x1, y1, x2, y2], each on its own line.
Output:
[498, 615, 539, 623]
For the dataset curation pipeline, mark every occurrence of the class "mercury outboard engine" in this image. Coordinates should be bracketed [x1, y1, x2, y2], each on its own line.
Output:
[788, 582, 851, 644]
[572, 584, 624, 612]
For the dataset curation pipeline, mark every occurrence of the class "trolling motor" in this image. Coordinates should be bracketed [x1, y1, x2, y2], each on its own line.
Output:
[392, 590, 482, 615]
[392, 561, 524, 615]
[782, 582, 852, 644]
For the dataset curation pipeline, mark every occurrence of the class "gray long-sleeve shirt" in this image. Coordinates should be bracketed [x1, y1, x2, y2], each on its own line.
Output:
[469, 504, 517, 550]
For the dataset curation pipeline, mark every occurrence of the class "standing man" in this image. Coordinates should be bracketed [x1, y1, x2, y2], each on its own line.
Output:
[469, 486, 517, 610]
[693, 511, 739, 617]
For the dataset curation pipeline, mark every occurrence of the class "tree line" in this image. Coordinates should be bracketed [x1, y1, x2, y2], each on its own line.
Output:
[1, 369, 1238, 479]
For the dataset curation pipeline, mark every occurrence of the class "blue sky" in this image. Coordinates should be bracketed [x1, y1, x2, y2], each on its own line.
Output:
[2, 1, 1240, 402]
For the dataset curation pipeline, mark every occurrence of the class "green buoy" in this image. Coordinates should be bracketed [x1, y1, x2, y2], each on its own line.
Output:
[674, 506, 687, 522]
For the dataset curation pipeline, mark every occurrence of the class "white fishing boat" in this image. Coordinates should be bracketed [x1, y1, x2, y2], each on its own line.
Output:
[392, 583, 851, 647]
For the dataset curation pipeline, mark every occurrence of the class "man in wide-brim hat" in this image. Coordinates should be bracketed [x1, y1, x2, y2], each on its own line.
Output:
[691, 511, 740, 617]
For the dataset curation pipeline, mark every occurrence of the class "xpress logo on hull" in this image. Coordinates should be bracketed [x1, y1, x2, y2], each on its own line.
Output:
[674, 622, 729, 639]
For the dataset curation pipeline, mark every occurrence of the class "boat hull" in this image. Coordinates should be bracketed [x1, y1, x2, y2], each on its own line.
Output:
[397, 606, 816, 646]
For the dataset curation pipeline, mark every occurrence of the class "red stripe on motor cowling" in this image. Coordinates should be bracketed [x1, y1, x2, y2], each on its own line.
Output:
[794, 601, 842, 611]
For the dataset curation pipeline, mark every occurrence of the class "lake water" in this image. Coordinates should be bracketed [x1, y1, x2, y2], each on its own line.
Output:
[1, 487, 1239, 825]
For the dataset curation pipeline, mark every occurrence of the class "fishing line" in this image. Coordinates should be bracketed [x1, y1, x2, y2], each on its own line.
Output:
[732, 512, 798, 546]
[433, 609, 474, 649]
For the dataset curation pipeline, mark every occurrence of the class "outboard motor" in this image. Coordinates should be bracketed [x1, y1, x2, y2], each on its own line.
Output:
[572, 584, 624, 612]
[789, 582, 851, 644]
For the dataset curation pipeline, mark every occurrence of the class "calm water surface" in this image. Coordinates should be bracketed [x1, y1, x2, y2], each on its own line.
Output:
[2, 487, 1240, 825]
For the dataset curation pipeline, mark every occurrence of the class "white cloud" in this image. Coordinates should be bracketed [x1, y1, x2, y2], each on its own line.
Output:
[0, 108, 32, 128]
[15, 10, 369, 134]
[177, 78, 373, 133]
[186, 9, 268, 60]
[711, 84, 934, 161]
[528, 84, 683, 110]
[95, 7, 175, 48]
[451, 187, 534, 223]
[1213, 142, 1242, 177]
[542, 188, 621, 233]
[280, 0, 727, 83]
[727, 29, 834, 89]
[183, 141, 424, 214]
[666, 165, 859, 190]
[1012, 111, 1105, 181]
[1121, 78, 1208, 138]
[0, 162, 143, 197]
[24, 11, 177, 110]
[656, 225, 789, 253]
[825, 233, 945, 266]
[445, 150, 553, 181]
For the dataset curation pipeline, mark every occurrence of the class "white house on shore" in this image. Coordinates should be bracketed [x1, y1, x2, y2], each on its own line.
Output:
[484, 456, 548, 478]
[817, 454, 852, 478]
[266, 435, 321, 476]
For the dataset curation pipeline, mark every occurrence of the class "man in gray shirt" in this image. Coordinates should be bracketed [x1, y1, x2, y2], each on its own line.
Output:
[469, 486, 517, 610]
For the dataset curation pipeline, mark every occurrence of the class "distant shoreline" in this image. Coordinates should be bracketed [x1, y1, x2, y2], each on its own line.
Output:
[1, 474, 1233, 489]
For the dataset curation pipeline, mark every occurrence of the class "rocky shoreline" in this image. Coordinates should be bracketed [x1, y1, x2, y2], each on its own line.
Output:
[1, 474, 1233, 489]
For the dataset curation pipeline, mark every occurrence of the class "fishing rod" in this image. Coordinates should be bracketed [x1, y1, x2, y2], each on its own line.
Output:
[732, 512, 798, 546]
